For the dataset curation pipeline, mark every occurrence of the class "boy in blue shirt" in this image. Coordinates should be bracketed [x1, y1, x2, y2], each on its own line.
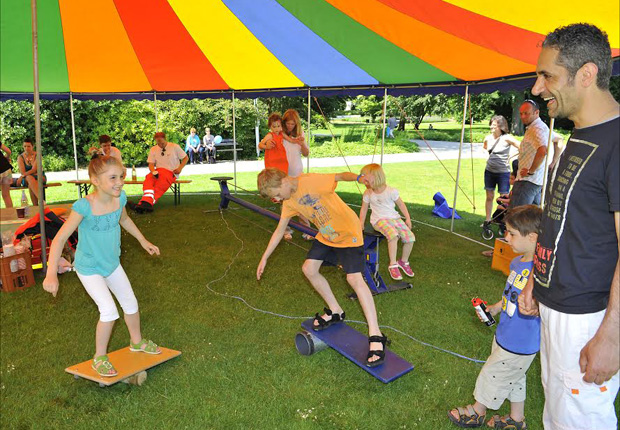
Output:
[448, 205, 542, 430]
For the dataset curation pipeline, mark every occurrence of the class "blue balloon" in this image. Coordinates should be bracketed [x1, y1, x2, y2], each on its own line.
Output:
[214, 135, 222, 144]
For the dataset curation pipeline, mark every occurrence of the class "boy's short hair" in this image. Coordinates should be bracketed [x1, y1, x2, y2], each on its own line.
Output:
[154, 131, 166, 139]
[504, 205, 543, 236]
[360, 163, 386, 189]
[268, 112, 282, 128]
[257, 168, 287, 198]
[98, 134, 112, 144]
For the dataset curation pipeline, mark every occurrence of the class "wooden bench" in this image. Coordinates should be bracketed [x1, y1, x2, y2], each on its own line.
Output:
[10, 182, 62, 200]
[67, 179, 192, 206]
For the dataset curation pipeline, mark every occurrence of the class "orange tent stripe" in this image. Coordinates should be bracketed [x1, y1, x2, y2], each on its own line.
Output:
[114, 0, 228, 91]
[325, 0, 535, 81]
[58, 0, 151, 92]
[377, 0, 545, 65]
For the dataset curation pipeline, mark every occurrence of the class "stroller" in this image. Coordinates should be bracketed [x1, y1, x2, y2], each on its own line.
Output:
[481, 195, 509, 240]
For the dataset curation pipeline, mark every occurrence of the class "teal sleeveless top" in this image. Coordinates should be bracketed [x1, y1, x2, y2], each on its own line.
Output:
[72, 191, 126, 277]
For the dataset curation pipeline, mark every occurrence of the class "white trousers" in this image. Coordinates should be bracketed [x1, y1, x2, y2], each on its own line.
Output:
[76, 265, 139, 322]
[540, 303, 619, 430]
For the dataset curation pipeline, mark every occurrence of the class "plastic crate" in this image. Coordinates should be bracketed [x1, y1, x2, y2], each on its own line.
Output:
[0, 251, 35, 292]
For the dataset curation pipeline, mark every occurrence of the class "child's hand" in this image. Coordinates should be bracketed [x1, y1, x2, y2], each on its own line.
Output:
[405, 218, 412, 229]
[257, 258, 267, 280]
[43, 274, 59, 297]
[266, 139, 275, 149]
[141, 240, 160, 256]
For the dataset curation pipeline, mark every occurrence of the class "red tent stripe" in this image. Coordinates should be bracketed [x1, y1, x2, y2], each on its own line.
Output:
[377, 0, 545, 65]
[113, 0, 228, 91]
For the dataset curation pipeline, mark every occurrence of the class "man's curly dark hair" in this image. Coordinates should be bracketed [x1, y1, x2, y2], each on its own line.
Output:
[543, 23, 613, 90]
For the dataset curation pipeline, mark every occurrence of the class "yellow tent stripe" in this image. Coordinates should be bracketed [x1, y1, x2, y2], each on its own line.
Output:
[168, 0, 303, 89]
[445, 0, 619, 48]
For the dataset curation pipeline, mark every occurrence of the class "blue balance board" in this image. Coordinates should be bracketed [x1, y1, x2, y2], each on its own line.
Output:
[300, 319, 414, 383]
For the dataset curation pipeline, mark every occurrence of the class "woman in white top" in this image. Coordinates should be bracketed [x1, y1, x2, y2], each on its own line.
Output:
[281, 109, 311, 240]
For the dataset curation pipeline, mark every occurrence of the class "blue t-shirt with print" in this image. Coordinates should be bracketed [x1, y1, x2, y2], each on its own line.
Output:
[72, 191, 126, 277]
[495, 256, 541, 355]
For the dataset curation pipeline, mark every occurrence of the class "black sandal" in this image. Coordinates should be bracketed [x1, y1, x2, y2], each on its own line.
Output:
[312, 307, 345, 331]
[366, 335, 390, 368]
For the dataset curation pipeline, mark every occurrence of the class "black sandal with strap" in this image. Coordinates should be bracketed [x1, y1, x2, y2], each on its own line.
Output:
[312, 307, 345, 331]
[366, 335, 390, 368]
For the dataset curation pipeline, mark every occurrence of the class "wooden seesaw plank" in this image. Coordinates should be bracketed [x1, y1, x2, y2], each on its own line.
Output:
[65, 347, 181, 387]
[299, 320, 413, 383]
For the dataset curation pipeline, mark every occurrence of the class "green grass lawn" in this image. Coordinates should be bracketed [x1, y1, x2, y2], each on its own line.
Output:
[2, 161, 617, 429]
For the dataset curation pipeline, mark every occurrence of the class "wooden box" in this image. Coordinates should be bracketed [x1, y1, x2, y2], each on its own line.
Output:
[0, 251, 35, 293]
[491, 238, 522, 276]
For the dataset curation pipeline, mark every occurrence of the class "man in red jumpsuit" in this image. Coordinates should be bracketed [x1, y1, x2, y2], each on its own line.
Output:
[133, 132, 188, 213]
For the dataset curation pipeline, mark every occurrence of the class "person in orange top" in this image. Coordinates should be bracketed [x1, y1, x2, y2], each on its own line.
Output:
[258, 113, 288, 174]
[256, 168, 389, 368]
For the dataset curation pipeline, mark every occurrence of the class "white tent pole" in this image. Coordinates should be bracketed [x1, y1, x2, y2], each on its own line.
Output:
[540, 117, 555, 208]
[69, 92, 79, 182]
[254, 98, 260, 157]
[154, 92, 158, 131]
[307, 88, 311, 173]
[232, 91, 237, 194]
[381, 87, 387, 165]
[450, 85, 469, 233]
[31, 0, 47, 269]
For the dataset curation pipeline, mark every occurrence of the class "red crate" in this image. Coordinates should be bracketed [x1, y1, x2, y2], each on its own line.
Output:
[0, 251, 35, 292]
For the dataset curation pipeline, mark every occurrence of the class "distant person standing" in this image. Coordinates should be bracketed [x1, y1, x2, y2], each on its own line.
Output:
[185, 128, 201, 164]
[386, 117, 397, 138]
[0, 142, 13, 208]
[482, 115, 520, 225]
[510, 100, 561, 208]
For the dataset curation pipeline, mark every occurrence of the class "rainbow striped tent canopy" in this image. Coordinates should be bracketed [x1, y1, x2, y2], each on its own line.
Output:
[1, 0, 618, 99]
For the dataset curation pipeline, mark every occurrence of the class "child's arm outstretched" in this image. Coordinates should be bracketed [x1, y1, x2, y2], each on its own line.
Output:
[359, 198, 369, 230]
[335, 172, 367, 184]
[43, 211, 83, 297]
[120, 207, 160, 255]
[256, 215, 291, 280]
[395, 197, 412, 229]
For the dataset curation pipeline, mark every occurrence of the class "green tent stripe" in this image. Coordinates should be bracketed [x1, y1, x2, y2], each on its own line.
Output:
[1, 0, 69, 93]
[276, 0, 455, 84]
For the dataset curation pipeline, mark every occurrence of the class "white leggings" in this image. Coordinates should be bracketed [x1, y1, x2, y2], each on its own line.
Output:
[76, 265, 139, 322]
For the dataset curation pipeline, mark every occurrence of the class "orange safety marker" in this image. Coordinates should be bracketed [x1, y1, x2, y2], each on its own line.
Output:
[65, 346, 181, 387]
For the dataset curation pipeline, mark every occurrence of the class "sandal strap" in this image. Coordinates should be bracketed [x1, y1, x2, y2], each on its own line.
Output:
[368, 335, 388, 344]
[93, 356, 115, 371]
[367, 350, 386, 359]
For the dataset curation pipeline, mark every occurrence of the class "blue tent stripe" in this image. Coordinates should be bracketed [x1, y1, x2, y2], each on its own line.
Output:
[222, 0, 378, 87]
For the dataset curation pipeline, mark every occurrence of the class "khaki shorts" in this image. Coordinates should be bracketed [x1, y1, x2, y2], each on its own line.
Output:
[473, 337, 536, 410]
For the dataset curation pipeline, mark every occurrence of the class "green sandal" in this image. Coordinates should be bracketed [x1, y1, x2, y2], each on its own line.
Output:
[92, 355, 118, 377]
[447, 405, 486, 428]
[129, 339, 161, 355]
[487, 415, 527, 430]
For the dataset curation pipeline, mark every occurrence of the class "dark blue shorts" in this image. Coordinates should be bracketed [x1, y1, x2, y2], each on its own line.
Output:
[484, 169, 511, 194]
[306, 240, 365, 274]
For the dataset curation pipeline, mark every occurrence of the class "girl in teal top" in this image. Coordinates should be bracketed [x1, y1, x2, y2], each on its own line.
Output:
[44, 153, 161, 377]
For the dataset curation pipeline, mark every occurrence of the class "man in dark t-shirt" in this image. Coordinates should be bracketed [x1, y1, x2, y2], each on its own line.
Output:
[518, 24, 619, 430]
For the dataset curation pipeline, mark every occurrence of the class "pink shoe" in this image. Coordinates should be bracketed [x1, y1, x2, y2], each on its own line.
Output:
[398, 260, 414, 277]
[388, 265, 403, 281]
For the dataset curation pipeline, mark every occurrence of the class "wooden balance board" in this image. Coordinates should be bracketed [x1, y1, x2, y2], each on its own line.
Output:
[65, 346, 181, 387]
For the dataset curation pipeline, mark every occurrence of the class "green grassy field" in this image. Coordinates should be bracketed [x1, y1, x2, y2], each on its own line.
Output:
[1, 160, 617, 429]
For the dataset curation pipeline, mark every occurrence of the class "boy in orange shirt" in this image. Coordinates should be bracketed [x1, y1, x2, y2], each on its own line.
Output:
[256, 168, 388, 367]
[258, 113, 288, 174]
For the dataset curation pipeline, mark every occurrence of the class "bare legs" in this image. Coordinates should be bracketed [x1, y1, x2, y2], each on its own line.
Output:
[1, 182, 12, 208]
[485, 189, 495, 221]
[387, 238, 414, 266]
[302, 259, 383, 362]
[94, 311, 142, 358]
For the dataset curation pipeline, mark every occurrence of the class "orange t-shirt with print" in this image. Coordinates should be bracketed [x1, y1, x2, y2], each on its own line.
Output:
[281, 173, 363, 248]
[264, 132, 288, 174]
